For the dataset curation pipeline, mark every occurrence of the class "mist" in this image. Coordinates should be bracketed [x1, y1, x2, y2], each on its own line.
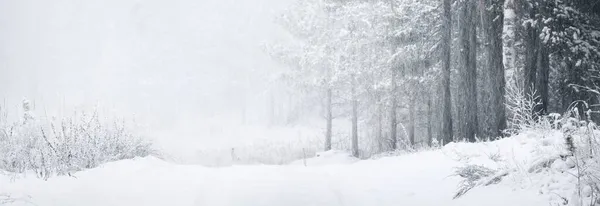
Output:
[0, 0, 293, 141]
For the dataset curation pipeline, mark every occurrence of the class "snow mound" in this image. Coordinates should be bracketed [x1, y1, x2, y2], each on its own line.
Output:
[290, 150, 359, 166]
[0, 129, 586, 206]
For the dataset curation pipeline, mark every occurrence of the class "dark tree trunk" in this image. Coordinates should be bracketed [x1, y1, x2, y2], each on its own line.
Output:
[524, 6, 539, 98]
[561, 60, 575, 112]
[377, 102, 384, 151]
[387, 0, 400, 150]
[390, 68, 398, 150]
[351, 77, 359, 158]
[536, 47, 550, 114]
[441, 0, 454, 145]
[523, 2, 550, 116]
[427, 94, 433, 147]
[408, 94, 415, 146]
[483, 0, 507, 138]
[325, 87, 333, 151]
[460, 0, 478, 142]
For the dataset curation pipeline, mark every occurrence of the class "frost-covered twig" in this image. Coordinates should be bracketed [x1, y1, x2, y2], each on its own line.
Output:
[504, 82, 543, 134]
[0, 193, 32, 205]
[453, 165, 507, 199]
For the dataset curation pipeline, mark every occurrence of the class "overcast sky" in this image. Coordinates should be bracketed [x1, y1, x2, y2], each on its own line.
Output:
[0, 0, 293, 128]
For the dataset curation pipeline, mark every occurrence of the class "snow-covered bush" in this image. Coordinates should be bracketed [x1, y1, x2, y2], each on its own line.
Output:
[505, 82, 545, 134]
[0, 107, 153, 179]
[450, 100, 597, 204]
[559, 103, 600, 206]
[507, 101, 600, 206]
[453, 164, 499, 199]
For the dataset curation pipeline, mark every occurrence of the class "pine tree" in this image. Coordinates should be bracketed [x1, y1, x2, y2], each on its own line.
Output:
[459, 0, 478, 142]
[441, 0, 454, 144]
[482, 0, 507, 138]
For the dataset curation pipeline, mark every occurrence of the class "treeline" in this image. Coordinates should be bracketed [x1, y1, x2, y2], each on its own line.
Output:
[267, 0, 600, 157]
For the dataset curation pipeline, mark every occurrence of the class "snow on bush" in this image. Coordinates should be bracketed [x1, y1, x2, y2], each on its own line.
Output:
[453, 165, 495, 197]
[446, 129, 567, 203]
[0, 104, 153, 179]
[560, 105, 600, 206]
[449, 99, 600, 206]
[504, 82, 562, 135]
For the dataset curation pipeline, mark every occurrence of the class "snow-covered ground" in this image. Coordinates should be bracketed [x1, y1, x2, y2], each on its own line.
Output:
[146, 119, 358, 166]
[0, 130, 580, 206]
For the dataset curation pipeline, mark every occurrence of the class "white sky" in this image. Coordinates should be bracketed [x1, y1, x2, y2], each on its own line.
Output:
[0, 0, 293, 127]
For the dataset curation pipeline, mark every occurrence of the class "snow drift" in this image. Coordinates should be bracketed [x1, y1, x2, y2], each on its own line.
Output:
[0, 129, 588, 206]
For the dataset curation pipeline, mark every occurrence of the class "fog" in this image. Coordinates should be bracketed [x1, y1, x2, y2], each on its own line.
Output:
[0, 0, 293, 131]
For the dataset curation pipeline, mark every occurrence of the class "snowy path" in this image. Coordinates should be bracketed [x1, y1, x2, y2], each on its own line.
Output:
[0, 149, 548, 206]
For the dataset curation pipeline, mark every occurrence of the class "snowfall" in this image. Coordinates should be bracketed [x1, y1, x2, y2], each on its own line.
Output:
[0, 130, 585, 206]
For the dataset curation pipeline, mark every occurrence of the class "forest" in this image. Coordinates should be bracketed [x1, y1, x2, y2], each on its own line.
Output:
[1, 0, 600, 205]
[267, 0, 600, 157]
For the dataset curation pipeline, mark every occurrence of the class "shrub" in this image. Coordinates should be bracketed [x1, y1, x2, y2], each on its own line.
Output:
[0, 106, 153, 179]
[504, 82, 544, 135]
[557, 101, 600, 206]
[452, 164, 508, 199]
